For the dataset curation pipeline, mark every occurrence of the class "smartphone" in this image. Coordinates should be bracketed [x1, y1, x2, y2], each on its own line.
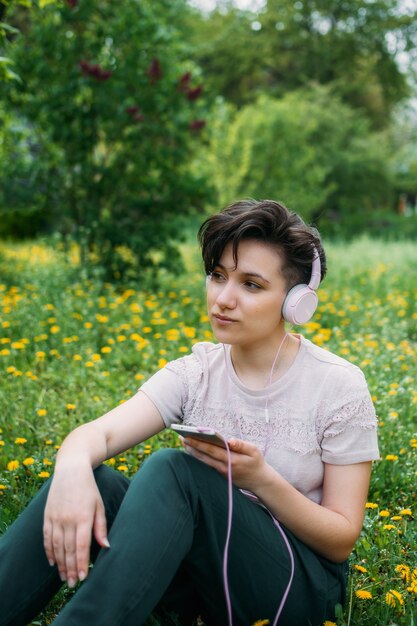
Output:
[171, 424, 226, 449]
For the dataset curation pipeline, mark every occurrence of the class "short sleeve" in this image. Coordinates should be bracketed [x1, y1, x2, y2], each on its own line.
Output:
[319, 367, 380, 465]
[139, 359, 188, 427]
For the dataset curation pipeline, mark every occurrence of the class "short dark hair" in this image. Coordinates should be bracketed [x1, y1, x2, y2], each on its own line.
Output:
[198, 199, 326, 289]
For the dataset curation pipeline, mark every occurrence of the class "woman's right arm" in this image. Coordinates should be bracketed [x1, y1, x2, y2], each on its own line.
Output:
[43, 390, 165, 587]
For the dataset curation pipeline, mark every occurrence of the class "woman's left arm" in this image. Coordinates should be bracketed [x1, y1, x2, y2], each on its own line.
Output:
[183, 437, 371, 563]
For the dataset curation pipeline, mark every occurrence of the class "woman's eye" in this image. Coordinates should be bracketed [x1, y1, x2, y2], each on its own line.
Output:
[245, 281, 261, 290]
[212, 272, 225, 282]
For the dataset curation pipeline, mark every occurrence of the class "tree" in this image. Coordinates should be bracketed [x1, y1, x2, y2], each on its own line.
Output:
[204, 87, 392, 229]
[186, 0, 417, 128]
[2, 0, 210, 277]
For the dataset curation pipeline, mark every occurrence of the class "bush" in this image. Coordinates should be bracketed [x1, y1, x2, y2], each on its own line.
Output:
[204, 87, 392, 230]
[1, 0, 211, 278]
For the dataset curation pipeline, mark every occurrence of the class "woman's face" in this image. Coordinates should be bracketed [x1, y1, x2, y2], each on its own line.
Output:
[207, 239, 288, 349]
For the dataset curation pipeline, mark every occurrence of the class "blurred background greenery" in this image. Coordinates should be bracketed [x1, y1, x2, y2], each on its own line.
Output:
[1, 0, 417, 282]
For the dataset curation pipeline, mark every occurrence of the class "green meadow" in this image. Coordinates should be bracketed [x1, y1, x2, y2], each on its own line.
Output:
[0, 237, 416, 626]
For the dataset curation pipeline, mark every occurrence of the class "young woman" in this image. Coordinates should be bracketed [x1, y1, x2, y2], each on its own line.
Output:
[0, 199, 379, 626]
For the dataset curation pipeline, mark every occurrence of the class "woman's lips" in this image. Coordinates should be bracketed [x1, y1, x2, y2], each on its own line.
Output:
[213, 314, 237, 324]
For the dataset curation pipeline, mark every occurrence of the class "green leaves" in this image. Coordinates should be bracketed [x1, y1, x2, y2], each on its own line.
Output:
[1, 0, 210, 278]
[204, 86, 390, 227]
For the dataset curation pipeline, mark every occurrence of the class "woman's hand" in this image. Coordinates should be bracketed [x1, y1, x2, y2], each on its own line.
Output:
[43, 465, 110, 588]
[182, 436, 272, 492]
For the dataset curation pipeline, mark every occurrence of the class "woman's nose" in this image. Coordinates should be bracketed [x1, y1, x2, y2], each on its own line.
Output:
[215, 281, 237, 309]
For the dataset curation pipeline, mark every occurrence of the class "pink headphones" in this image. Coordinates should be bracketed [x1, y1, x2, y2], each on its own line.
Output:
[281, 247, 321, 325]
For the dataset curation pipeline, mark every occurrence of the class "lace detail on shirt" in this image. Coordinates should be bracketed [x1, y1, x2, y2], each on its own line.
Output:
[317, 388, 378, 441]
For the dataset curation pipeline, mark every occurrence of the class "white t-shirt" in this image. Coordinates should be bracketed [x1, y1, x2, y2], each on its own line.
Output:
[140, 336, 379, 504]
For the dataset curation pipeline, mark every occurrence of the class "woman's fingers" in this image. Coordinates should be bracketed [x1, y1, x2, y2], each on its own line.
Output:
[50, 522, 67, 582]
[63, 526, 78, 587]
[43, 469, 107, 585]
[43, 517, 56, 567]
[93, 498, 110, 549]
[76, 520, 94, 582]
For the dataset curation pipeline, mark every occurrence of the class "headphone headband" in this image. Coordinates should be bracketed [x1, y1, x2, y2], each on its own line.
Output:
[308, 250, 321, 291]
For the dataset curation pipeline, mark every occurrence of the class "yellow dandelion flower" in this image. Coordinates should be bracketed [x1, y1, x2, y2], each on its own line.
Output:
[66, 404, 76, 410]
[379, 510, 390, 517]
[386, 589, 404, 607]
[85, 361, 94, 367]
[43, 458, 52, 466]
[354, 565, 367, 573]
[11, 341, 25, 349]
[158, 358, 167, 369]
[0, 484, 7, 491]
[385, 454, 398, 461]
[0, 440, 4, 446]
[365, 502, 378, 509]
[101, 346, 112, 353]
[45, 439, 53, 445]
[407, 580, 417, 593]
[73, 354, 82, 361]
[323, 622, 337, 626]
[95, 314, 109, 323]
[107, 458, 116, 465]
[91, 354, 101, 362]
[23, 457, 35, 466]
[399, 509, 412, 516]
[383, 524, 397, 530]
[252, 621, 270, 626]
[38, 471, 50, 479]
[50, 325, 60, 334]
[355, 590, 372, 600]
[135, 373, 144, 381]
[37, 409, 47, 417]
[7, 460, 19, 471]
[395, 564, 410, 582]
[84, 322, 93, 329]
[117, 465, 128, 472]
[14, 437, 27, 444]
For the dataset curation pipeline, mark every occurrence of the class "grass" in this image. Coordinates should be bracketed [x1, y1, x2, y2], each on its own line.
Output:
[0, 236, 416, 625]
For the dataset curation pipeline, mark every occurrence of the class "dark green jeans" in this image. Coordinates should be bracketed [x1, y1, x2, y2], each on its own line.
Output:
[0, 448, 347, 626]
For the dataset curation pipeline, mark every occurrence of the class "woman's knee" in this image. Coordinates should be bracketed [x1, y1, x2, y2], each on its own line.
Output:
[94, 464, 129, 492]
[130, 448, 194, 492]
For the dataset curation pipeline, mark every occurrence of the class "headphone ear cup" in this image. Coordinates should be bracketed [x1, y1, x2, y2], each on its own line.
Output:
[282, 284, 318, 325]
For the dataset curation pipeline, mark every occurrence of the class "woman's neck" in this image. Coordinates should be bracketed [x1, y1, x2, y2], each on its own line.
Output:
[230, 332, 300, 390]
